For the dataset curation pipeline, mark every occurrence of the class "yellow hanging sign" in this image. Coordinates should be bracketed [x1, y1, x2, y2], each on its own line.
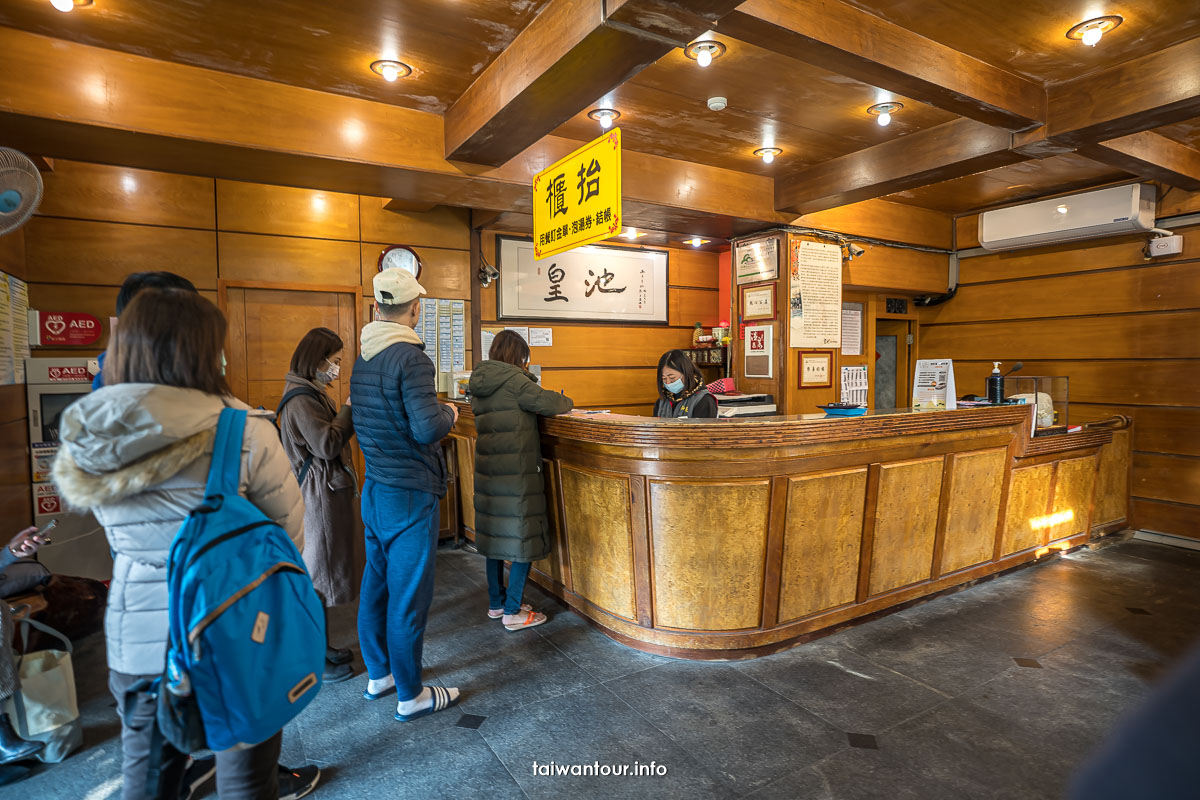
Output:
[532, 128, 622, 260]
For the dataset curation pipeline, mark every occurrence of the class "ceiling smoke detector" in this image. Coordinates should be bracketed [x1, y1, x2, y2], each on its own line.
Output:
[707, 96, 728, 112]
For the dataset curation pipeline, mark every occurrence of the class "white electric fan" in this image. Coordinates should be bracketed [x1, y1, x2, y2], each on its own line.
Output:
[0, 148, 44, 235]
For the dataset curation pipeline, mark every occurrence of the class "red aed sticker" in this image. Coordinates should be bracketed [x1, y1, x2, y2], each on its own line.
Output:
[48, 365, 92, 383]
[40, 312, 102, 347]
[35, 484, 61, 515]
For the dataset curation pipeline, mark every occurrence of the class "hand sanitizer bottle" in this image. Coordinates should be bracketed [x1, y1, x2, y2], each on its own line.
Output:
[986, 362, 1004, 404]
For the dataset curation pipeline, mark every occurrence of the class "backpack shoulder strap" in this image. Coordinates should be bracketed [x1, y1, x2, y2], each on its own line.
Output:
[276, 387, 321, 484]
[205, 408, 247, 499]
[275, 386, 323, 421]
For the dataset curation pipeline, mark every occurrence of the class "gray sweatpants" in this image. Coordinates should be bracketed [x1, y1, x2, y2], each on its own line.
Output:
[108, 671, 281, 800]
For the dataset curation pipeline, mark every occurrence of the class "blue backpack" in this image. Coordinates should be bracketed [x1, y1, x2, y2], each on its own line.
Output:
[152, 408, 325, 753]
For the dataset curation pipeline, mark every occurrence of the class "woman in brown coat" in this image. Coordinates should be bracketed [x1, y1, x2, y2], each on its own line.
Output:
[278, 327, 363, 683]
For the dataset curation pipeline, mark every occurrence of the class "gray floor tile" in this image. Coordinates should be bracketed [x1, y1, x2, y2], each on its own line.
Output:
[479, 682, 730, 800]
[734, 638, 946, 732]
[608, 662, 846, 794]
[832, 609, 1026, 697]
[326, 725, 525, 800]
[879, 697, 1066, 800]
[424, 611, 597, 718]
[534, 606, 671, 682]
[743, 766, 833, 799]
[813, 746, 973, 800]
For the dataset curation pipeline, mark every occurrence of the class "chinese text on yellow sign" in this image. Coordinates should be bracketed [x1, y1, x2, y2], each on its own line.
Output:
[532, 128, 622, 260]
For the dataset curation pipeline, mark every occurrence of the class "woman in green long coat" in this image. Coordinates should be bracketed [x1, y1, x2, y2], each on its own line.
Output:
[468, 330, 573, 631]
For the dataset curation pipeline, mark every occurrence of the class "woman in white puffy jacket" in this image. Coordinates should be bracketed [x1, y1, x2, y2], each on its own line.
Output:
[53, 289, 310, 800]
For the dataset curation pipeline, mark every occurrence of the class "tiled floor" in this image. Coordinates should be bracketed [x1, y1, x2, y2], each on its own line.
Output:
[16, 538, 1200, 799]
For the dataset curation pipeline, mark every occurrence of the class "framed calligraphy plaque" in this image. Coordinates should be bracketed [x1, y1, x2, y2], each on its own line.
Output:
[497, 236, 669, 324]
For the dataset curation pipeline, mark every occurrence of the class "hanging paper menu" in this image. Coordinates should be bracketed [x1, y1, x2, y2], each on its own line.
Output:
[8, 276, 29, 384]
[789, 240, 842, 349]
[451, 300, 466, 372]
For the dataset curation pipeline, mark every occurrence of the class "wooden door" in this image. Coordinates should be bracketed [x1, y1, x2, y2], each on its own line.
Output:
[222, 284, 359, 411]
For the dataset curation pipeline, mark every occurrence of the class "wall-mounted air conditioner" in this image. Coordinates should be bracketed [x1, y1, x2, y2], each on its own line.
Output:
[978, 183, 1156, 252]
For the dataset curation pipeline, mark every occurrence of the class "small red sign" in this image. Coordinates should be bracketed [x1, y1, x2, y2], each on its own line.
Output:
[48, 365, 92, 383]
[748, 329, 767, 352]
[35, 484, 61, 515]
[39, 312, 102, 347]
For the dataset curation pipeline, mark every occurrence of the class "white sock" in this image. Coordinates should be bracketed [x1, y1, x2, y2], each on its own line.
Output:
[366, 674, 394, 696]
[396, 686, 460, 715]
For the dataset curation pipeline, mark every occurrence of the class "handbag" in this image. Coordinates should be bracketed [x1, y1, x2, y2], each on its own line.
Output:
[2, 615, 82, 762]
[0, 558, 50, 600]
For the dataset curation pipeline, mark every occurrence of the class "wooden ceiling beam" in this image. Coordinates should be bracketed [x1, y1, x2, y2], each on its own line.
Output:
[0, 27, 783, 228]
[719, 0, 1044, 132]
[443, 0, 743, 167]
[1047, 38, 1200, 147]
[1079, 132, 1200, 192]
[775, 118, 1027, 215]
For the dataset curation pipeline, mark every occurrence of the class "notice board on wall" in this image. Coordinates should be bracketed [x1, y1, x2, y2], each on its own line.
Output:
[789, 240, 842, 349]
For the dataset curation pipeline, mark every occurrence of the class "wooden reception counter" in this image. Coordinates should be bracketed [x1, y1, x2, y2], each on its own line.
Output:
[447, 404, 1131, 659]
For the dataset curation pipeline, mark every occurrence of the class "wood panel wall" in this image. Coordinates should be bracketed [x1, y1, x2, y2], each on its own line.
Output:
[0, 227, 32, 526]
[23, 158, 471, 374]
[920, 219, 1200, 540]
[478, 233, 720, 414]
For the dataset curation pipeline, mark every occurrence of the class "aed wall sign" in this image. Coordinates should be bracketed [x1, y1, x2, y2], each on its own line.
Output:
[532, 128, 622, 260]
[32, 310, 102, 347]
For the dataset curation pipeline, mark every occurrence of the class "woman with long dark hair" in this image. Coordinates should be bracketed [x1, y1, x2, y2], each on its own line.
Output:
[468, 331, 572, 631]
[654, 349, 718, 418]
[52, 289, 318, 800]
[278, 327, 362, 684]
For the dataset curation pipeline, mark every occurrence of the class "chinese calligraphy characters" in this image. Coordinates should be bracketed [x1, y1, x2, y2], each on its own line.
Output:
[584, 268, 626, 297]
[545, 173, 567, 219]
[544, 264, 568, 302]
[576, 158, 600, 205]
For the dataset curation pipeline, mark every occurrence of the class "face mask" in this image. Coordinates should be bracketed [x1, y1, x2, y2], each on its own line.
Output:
[317, 361, 340, 384]
[220, 351, 227, 376]
[665, 378, 685, 394]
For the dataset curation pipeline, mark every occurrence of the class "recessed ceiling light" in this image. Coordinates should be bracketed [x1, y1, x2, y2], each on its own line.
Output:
[587, 108, 621, 130]
[50, 0, 92, 11]
[754, 147, 782, 165]
[867, 102, 903, 127]
[1056, 204, 1069, 214]
[1066, 16, 1123, 47]
[686, 237, 710, 248]
[370, 59, 412, 82]
[620, 227, 647, 240]
[684, 40, 726, 68]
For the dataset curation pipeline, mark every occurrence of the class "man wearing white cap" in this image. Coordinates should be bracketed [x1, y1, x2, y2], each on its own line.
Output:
[349, 268, 462, 721]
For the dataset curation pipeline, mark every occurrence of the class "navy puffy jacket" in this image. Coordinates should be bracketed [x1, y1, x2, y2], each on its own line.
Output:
[349, 341, 453, 497]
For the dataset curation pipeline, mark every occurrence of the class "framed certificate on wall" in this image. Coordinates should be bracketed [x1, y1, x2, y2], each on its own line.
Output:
[740, 283, 776, 322]
[798, 350, 833, 388]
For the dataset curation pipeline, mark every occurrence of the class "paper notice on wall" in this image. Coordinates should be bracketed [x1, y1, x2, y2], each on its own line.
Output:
[789, 240, 842, 349]
[912, 359, 957, 410]
[504, 326, 530, 343]
[8, 276, 29, 384]
[840, 365, 868, 405]
[481, 327, 503, 358]
[530, 328, 553, 347]
[840, 302, 862, 356]
[0, 274, 12, 385]
[437, 299, 453, 375]
[419, 298, 438, 368]
[451, 300, 466, 372]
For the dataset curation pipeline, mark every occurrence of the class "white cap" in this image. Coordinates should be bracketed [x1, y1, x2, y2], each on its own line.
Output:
[373, 267, 427, 306]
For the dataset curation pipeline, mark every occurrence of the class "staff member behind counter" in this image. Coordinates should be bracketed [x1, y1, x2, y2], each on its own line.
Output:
[653, 350, 717, 419]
